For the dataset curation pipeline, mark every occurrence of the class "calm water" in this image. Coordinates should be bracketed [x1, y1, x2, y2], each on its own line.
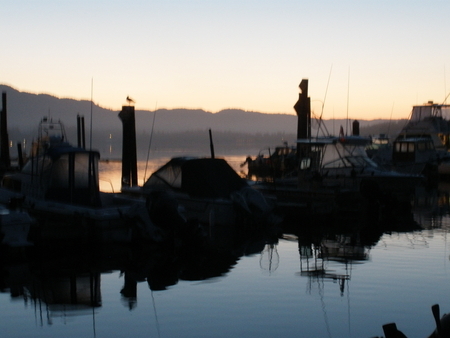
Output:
[1, 157, 450, 338]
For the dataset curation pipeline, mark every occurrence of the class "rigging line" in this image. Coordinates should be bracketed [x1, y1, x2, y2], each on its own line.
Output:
[346, 261, 352, 337]
[144, 103, 158, 183]
[151, 291, 162, 338]
[319, 277, 332, 338]
[90, 78, 93, 150]
[346, 67, 350, 136]
[444, 65, 447, 103]
[387, 102, 394, 136]
[90, 302, 97, 338]
[91, 273, 98, 338]
[443, 91, 450, 105]
[316, 65, 333, 138]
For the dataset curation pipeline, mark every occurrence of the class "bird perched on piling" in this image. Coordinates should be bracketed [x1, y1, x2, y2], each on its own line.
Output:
[126, 96, 135, 105]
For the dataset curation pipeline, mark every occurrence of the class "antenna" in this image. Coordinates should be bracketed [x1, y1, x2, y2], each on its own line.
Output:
[316, 65, 333, 137]
[346, 67, 350, 136]
[90, 78, 93, 150]
[387, 102, 394, 136]
[322, 65, 333, 116]
[445, 65, 447, 103]
[143, 102, 158, 183]
[443, 92, 450, 105]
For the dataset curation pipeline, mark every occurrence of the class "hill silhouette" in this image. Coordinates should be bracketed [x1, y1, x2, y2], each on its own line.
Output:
[0, 84, 406, 159]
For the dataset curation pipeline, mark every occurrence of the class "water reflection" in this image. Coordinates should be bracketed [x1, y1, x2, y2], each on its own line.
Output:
[0, 219, 280, 321]
[4, 167, 450, 337]
[413, 183, 450, 230]
[0, 246, 102, 327]
[0, 185, 423, 318]
[297, 233, 367, 297]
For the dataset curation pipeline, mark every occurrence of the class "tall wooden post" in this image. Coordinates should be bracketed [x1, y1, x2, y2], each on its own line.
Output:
[77, 114, 82, 148]
[119, 106, 138, 189]
[293, 79, 311, 140]
[0, 92, 11, 170]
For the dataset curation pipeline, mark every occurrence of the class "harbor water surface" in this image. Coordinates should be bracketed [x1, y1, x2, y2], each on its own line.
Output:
[1, 157, 450, 338]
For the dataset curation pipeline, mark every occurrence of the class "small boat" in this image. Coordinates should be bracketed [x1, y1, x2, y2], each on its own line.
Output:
[296, 133, 423, 201]
[250, 79, 423, 219]
[254, 133, 423, 219]
[241, 142, 298, 179]
[370, 101, 450, 178]
[117, 104, 279, 229]
[123, 156, 278, 227]
[0, 117, 152, 243]
[391, 137, 442, 179]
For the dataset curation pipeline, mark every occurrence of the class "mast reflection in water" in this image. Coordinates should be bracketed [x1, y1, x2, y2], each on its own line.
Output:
[2, 160, 450, 338]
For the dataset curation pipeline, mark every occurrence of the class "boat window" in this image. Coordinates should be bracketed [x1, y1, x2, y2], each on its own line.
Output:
[49, 153, 99, 189]
[51, 155, 69, 188]
[438, 133, 448, 147]
[149, 165, 182, 188]
[408, 143, 415, 152]
[74, 153, 98, 188]
[300, 158, 311, 170]
[411, 106, 433, 122]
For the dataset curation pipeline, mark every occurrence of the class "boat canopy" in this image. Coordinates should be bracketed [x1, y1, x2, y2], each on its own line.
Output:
[410, 103, 450, 122]
[17, 148, 101, 206]
[297, 136, 376, 171]
[144, 157, 247, 198]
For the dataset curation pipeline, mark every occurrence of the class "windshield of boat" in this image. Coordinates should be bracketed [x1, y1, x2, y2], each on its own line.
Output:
[322, 155, 377, 169]
[321, 140, 377, 167]
[411, 104, 450, 122]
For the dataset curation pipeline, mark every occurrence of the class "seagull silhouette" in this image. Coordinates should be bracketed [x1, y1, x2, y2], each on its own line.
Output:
[126, 96, 135, 104]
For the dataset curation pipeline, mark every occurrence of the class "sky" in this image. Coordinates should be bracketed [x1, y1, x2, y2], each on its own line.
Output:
[2, 0, 450, 120]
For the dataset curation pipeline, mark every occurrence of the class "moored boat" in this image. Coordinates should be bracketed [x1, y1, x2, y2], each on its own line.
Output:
[123, 156, 279, 227]
[296, 134, 423, 203]
[370, 101, 450, 178]
[0, 117, 153, 243]
[250, 79, 424, 219]
[242, 142, 298, 180]
[117, 103, 280, 228]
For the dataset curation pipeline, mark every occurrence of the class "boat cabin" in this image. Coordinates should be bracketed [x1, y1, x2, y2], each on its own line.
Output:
[2, 148, 101, 207]
[244, 143, 298, 179]
[1, 118, 101, 207]
[392, 138, 436, 165]
[400, 102, 450, 151]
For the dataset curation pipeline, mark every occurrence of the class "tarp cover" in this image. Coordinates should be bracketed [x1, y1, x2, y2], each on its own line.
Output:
[145, 157, 247, 198]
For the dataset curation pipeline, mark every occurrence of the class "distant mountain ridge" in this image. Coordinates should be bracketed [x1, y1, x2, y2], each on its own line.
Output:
[0, 84, 399, 135]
